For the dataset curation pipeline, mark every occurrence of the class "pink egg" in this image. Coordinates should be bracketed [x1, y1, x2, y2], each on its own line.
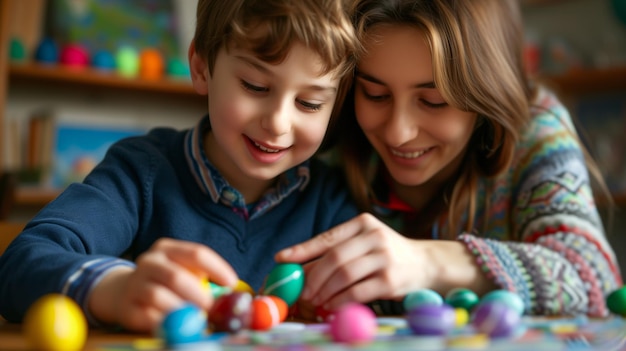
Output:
[60, 44, 89, 68]
[329, 303, 377, 344]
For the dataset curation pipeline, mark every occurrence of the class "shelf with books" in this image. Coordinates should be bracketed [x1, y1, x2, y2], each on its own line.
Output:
[8, 62, 199, 98]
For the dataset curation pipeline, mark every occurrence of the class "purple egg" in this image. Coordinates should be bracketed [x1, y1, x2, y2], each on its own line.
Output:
[471, 301, 520, 338]
[406, 304, 456, 336]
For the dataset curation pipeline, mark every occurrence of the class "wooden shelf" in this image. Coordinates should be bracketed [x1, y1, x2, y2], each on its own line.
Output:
[14, 187, 60, 206]
[539, 66, 626, 96]
[8, 62, 198, 97]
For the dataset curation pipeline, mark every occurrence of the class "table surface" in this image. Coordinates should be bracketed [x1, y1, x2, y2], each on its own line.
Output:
[2, 315, 625, 350]
[0, 321, 145, 350]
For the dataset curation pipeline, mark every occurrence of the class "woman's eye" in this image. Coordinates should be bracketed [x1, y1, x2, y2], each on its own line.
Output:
[421, 100, 448, 109]
[360, 89, 388, 102]
[298, 99, 323, 112]
[241, 80, 268, 93]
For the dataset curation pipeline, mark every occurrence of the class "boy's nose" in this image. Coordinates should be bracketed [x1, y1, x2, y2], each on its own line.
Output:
[261, 101, 292, 136]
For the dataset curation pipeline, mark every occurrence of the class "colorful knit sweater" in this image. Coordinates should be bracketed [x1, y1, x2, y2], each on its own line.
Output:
[373, 88, 623, 316]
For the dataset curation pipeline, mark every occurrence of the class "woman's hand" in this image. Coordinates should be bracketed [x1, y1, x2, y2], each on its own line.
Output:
[275, 213, 434, 312]
[88, 238, 238, 332]
[277, 213, 499, 312]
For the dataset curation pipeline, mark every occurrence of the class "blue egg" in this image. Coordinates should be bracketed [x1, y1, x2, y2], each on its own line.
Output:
[159, 304, 207, 345]
[403, 289, 444, 311]
[92, 50, 116, 71]
[481, 290, 525, 316]
[35, 38, 59, 64]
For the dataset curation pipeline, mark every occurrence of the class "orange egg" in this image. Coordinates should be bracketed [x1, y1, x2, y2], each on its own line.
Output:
[139, 48, 164, 80]
[250, 295, 288, 331]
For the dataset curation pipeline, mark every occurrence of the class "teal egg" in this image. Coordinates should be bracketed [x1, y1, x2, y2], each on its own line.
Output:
[262, 263, 304, 306]
[404, 289, 444, 311]
[481, 290, 525, 316]
[607, 286, 626, 316]
[445, 288, 479, 311]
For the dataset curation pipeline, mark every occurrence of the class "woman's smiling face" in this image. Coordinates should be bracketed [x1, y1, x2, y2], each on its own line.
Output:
[354, 25, 477, 187]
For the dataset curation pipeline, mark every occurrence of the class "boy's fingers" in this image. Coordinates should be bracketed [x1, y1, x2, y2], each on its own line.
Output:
[276, 215, 366, 262]
[157, 238, 239, 287]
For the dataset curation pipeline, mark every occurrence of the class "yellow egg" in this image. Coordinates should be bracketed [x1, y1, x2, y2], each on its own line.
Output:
[23, 294, 87, 351]
[234, 279, 255, 296]
[454, 307, 469, 326]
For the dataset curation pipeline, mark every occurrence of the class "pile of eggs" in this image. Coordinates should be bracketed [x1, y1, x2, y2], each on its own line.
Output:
[404, 288, 525, 338]
[160, 262, 305, 345]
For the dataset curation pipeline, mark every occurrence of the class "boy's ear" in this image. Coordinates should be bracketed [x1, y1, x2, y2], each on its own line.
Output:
[188, 41, 209, 95]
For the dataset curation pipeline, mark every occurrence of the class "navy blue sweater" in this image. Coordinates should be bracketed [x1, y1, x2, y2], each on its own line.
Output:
[0, 126, 358, 322]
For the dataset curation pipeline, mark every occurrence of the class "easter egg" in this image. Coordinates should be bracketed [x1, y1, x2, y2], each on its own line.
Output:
[9, 38, 26, 62]
[158, 304, 207, 345]
[481, 289, 525, 316]
[23, 294, 87, 351]
[403, 289, 444, 311]
[454, 307, 469, 327]
[250, 295, 288, 331]
[315, 305, 335, 322]
[35, 38, 59, 64]
[261, 263, 305, 306]
[607, 286, 626, 316]
[60, 44, 90, 68]
[445, 288, 479, 311]
[167, 57, 190, 78]
[234, 279, 255, 296]
[209, 282, 232, 299]
[329, 303, 377, 344]
[471, 301, 520, 338]
[92, 50, 116, 71]
[208, 292, 253, 332]
[116, 46, 140, 78]
[139, 48, 164, 80]
[406, 304, 456, 336]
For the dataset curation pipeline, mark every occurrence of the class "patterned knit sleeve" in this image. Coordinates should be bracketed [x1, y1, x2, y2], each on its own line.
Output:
[458, 90, 622, 317]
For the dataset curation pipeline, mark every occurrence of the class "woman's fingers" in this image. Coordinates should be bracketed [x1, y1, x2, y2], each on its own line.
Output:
[311, 249, 386, 306]
[276, 213, 375, 263]
[302, 222, 383, 300]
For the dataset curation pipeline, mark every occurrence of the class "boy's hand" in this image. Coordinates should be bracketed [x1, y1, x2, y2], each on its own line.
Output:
[88, 238, 238, 332]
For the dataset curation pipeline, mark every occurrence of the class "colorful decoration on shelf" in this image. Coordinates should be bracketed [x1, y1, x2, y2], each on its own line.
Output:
[60, 44, 90, 68]
[34, 38, 60, 64]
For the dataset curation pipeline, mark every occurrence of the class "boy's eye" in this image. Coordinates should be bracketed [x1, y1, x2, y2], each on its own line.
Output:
[297, 99, 323, 112]
[241, 80, 268, 93]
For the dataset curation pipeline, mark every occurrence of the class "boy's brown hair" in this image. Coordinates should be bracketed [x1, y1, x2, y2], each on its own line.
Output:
[193, 0, 357, 79]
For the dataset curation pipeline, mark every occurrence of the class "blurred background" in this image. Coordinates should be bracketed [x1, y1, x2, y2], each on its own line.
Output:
[0, 0, 625, 273]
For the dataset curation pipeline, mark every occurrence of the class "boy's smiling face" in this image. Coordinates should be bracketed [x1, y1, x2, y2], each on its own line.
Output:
[189, 41, 340, 201]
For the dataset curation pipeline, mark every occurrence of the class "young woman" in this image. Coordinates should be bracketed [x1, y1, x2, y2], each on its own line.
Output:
[277, 0, 622, 317]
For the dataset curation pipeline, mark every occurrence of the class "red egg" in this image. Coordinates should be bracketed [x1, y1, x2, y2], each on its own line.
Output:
[250, 295, 288, 331]
[208, 292, 252, 332]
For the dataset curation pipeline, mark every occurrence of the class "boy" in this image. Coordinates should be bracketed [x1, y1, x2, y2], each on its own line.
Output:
[0, 0, 359, 332]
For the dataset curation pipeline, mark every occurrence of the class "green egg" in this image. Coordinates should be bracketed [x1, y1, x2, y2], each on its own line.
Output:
[445, 288, 479, 311]
[262, 263, 304, 306]
[607, 286, 626, 316]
